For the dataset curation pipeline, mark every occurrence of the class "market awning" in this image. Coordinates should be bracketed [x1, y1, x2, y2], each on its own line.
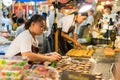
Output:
[16, 0, 46, 2]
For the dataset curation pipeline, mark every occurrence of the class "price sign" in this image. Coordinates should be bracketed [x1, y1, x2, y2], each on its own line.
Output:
[61, 71, 95, 80]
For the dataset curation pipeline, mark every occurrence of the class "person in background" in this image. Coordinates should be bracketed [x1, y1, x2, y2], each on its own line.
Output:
[0, 9, 4, 32]
[116, 11, 120, 21]
[77, 10, 95, 44]
[101, 5, 116, 38]
[5, 14, 61, 62]
[77, 10, 94, 38]
[86, 10, 94, 33]
[115, 11, 120, 35]
[12, 13, 18, 30]
[1, 9, 12, 38]
[58, 12, 88, 55]
[91, 11, 103, 38]
[48, 7, 64, 31]
[47, 7, 64, 52]
[15, 18, 25, 37]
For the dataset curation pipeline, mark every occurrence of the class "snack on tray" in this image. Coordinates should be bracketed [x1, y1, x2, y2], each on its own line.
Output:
[56, 58, 93, 74]
[104, 47, 115, 56]
[66, 48, 94, 57]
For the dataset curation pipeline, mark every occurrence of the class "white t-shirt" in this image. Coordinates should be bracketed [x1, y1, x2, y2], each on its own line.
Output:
[85, 15, 94, 25]
[102, 13, 116, 30]
[103, 13, 116, 22]
[58, 14, 77, 33]
[5, 30, 38, 58]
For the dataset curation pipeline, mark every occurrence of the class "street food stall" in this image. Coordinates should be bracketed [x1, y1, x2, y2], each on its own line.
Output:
[0, 44, 118, 80]
[0, 0, 120, 80]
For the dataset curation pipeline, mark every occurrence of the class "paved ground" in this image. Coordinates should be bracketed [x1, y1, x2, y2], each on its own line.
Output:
[91, 46, 115, 80]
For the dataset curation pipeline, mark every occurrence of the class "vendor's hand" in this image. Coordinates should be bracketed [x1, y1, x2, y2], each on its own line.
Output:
[74, 42, 83, 49]
[47, 53, 62, 62]
[114, 48, 120, 52]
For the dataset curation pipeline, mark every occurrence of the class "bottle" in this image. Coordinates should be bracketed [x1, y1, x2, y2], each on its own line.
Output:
[110, 28, 116, 49]
[109, 18, 114, 25]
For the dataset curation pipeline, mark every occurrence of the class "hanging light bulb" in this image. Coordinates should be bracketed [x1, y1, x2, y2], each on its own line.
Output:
[106, 0, 111, 5]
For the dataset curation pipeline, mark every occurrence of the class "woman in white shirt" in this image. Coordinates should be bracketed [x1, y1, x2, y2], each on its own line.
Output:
[5, 14, 61, 62]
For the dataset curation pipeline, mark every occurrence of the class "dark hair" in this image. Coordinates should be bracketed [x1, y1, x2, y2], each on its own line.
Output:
[12, 13, 17, 23]
[17, 18, 25, 24]
[104, 5, 112, 11]
[52, 2, 62, 10]
[117, 11, 120, 15]
[71, 11, 88, 17]
[71, 12, 79, 15]
[25, 14, 45, 29]
[81, 12, 88, 17]
[42, 12, 47, 20]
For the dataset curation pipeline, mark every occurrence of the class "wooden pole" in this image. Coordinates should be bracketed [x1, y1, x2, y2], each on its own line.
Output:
[54, 0, 58, 52]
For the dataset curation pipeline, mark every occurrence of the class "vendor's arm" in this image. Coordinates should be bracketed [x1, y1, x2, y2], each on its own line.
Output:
[61, 31, 76, 44]
[73, 32, 77, 41]
[73, 32, 82, 48]
[22, 52, 61, 62]
[61, 31, 82, 48]
[20, 35, 61, 62]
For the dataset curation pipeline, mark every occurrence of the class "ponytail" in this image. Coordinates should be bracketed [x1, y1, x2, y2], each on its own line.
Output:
[25, 19, 31, 29]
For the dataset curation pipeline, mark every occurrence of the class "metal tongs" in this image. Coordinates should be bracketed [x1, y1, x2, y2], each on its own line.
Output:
[74, 45, 84, 50]
[86, 45, 93, 54]
[76, 45, 93, 55]
[75, 45, 93, 50]
[86, 45, 93, 50]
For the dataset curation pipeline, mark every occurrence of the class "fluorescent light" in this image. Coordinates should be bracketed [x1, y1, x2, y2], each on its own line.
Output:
[79, 5, 92, 13]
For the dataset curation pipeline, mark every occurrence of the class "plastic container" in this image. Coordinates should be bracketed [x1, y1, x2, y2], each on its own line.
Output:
[25, 76, 53, 80]
[0, 58, 29, 71]
[29, 65, 59, 80]
[0, 70, 22, 80]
